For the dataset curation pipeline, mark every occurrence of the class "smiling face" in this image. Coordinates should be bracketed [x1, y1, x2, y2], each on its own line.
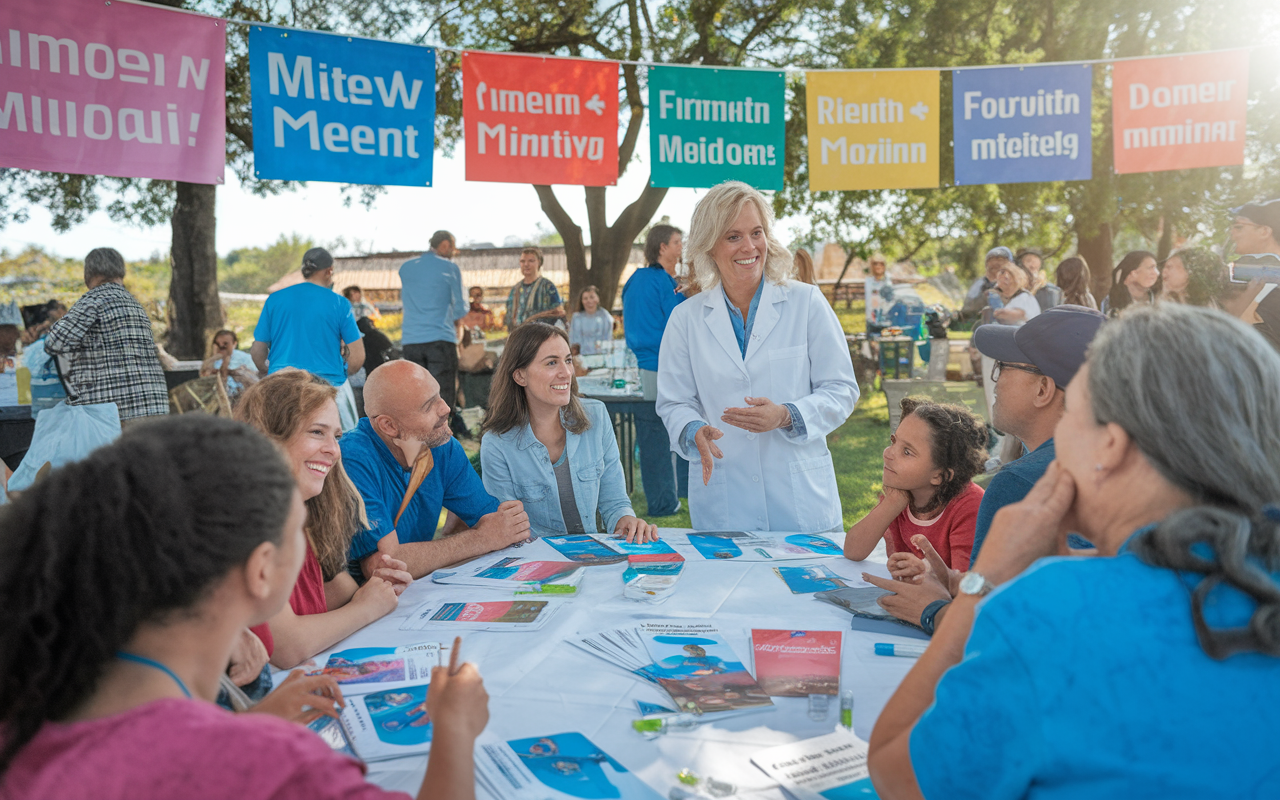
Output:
[1161, 256, 1188, 294]
[580, 290, 599, 314]
[284, 400, 342, 502]
[882, 413, 943, 494]
[712, 201, 767, 294]
[1125, 256, 1160, 294]
[514, 335, 574, 413]
[520, 252, 541, 283]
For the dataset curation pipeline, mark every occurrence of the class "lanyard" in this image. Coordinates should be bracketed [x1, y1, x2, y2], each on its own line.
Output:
[117, 651, 193, 698]
[394, 450, 435, 529]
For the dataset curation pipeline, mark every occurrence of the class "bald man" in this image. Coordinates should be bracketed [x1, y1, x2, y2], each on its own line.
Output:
[340, 360, 531, 579]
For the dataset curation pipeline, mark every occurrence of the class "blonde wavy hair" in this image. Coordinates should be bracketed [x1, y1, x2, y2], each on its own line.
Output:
[686, 181, 793, 291]
[234, 370, 369, 580]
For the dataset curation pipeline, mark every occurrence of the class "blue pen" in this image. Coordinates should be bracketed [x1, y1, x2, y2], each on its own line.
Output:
[875, 643, 926, 658]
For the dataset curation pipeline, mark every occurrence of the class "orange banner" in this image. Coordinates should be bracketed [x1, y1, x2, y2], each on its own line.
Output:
[462, 51, 618, 186]
[1112, 50, 1249, 175]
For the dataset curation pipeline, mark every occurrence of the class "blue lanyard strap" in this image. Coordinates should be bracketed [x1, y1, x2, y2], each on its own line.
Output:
[116, 651, 193, 699]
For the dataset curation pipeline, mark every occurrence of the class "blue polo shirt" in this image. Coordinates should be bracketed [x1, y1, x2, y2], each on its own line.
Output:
[340, 418, 499, 561]
[399, 251, 467, 345]
[622, 264, 684, 371]
[254, 282, 361, 386]
[911, 538, 1280, 799]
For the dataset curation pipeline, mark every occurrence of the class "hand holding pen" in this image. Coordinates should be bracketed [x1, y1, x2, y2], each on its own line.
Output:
[428, 636, 490, 740]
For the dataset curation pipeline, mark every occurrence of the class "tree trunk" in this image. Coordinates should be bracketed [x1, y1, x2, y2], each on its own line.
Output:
[1075, 220, 1113, 302]
[166, 181, 223, 359]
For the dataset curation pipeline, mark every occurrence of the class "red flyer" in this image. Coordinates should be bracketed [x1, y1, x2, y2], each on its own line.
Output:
[751, 629, 842, 697]
[462, 51, 618, 185]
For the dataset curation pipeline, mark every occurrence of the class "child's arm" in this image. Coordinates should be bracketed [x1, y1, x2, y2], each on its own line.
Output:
[844, 487, 910, 561]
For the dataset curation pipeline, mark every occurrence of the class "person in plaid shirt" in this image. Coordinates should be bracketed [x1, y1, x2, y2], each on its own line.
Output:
[45, 248, 168, 423]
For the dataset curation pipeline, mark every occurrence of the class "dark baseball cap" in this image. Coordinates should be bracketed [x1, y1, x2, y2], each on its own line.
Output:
[985, 246, 1014, 262]
[301, 247, 334, 277]
[974, 304, 1106, 389]
[1231, 198, 1280, 232]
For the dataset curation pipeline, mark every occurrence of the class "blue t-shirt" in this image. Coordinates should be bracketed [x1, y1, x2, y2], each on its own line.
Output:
[622, 265, 684, 372]
[253, 283, 361, 386]
[972, 439, 1091, 557]
[911, 542, 1280, 800]
[340, 418, 499, 561]
[399, 251, 467, 345]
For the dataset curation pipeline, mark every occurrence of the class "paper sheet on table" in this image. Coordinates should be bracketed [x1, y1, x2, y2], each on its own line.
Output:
[400, 598, 567, 631]
[682, 531, 845, 562]
[751, 729, 876, 800]
[504, 731, 665, 800]
[594, 559, 750, 617]
[274, 641, 449, 694]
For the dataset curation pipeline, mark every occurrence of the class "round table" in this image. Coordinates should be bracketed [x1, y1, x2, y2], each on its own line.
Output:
[322, 530, 912, 798]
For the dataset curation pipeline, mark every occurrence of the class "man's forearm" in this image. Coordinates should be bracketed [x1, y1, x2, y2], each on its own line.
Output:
[373, 529, 499, 579]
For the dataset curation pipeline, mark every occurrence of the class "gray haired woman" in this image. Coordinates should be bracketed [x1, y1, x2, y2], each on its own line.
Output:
[868, 303, 1280, 799]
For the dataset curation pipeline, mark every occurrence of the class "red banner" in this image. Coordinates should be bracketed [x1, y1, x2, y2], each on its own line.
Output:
[1112, 50, 1249, 175]
[462, 51, 617, 186]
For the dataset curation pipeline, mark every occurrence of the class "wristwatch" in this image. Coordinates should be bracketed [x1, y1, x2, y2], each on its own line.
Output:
[958, 571, 997, 597]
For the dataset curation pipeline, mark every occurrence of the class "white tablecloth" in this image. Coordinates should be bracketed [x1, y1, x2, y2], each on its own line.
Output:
[335, 530, 911, 798]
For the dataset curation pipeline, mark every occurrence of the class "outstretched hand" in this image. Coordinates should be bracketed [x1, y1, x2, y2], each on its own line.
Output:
[695, 425, 725, 486]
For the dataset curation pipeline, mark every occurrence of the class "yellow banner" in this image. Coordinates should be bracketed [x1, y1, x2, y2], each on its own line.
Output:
[806, 70, 940, 191]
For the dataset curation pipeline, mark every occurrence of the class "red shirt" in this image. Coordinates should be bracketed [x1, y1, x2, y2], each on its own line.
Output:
[250, 544, 328, 657]
[885, 482, 983, 571]
[1, 698, 407, 800]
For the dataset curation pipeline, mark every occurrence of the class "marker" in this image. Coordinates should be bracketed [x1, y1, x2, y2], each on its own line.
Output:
[874, 643, 926, 658]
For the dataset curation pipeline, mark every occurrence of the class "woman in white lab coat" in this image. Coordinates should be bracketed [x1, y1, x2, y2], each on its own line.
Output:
[656, 182, 859, 532]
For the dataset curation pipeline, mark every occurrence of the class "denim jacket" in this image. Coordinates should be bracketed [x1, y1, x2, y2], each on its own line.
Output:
[480, 398, 634, 536]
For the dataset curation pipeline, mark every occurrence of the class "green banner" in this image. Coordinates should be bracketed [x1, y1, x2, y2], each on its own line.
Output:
[648, 66, 785, 190]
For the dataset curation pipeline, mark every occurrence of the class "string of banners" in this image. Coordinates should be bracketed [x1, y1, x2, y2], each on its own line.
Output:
[0, 0, 1254, 191]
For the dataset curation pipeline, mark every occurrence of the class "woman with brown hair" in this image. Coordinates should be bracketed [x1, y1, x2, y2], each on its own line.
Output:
[480, 323, 657, 541]
[235, 370, 412, 668]
[568, 284, 615, 355]
[1055, 256, 1097, 309]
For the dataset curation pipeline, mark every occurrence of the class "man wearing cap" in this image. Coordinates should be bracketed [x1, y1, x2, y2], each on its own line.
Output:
[251, 247, 365, 431]
[871, 305, 1105, 635]
[1230, 198, 1280, 258]
[960, 246, 1012, 320]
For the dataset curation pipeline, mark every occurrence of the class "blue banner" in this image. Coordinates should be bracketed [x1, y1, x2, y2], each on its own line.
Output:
[250, 27, 435, 186]
[952, 64, 1092, 186]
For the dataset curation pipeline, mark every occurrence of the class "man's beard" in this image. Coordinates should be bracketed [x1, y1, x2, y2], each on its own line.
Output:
[406, 420, 452, 450]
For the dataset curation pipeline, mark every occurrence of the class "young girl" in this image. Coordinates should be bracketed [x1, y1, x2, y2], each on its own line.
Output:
[843, 397, 987, 572]
[481, 323, 657, 542]
[0, 415, 488, 800]
[235, 370, 412, 669]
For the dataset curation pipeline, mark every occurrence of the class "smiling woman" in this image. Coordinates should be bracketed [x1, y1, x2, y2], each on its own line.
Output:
[655, 181, 860, 532]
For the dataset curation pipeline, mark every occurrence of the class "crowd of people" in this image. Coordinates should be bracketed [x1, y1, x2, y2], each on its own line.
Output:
[1, 188, 1278, 799]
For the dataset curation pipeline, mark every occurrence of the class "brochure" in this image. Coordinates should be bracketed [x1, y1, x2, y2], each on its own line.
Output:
[337, 683, 434, 762]
[686, 531, 844, 562]
[507, 732, 664, 800]
[773, 565, 850, 594]
[596, 535, 685, 564]
[751, 729, 878, 800]
[432, 556, 584, 590]
[285, 641, 449, 694]
[400, 598, 565, 632]
[751, 630, 842, 697]
[542, 534, 628, 565]
[640, 622, 773, 715]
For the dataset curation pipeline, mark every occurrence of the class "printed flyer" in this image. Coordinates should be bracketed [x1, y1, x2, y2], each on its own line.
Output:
[287, 641, 448, 694]
[751, 630, 842, 697]
[752, 729, 878, 800]
[641, 622, 773, 715]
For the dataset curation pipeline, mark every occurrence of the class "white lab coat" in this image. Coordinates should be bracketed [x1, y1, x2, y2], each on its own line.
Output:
[656, 280, 859, 532]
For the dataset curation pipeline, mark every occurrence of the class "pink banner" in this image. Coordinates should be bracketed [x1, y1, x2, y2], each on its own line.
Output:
[0, 0, 226, 184]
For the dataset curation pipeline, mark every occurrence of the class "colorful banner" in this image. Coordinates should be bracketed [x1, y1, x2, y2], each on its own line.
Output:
[0, 0, 226, 184]
[648, 66, 784, 190]
[952, 64, 1092, 186]
[1112, 50, 1249, 175]
[462, 51, 617, 186]
[805, 70, 939, 191]
[249, 28, 435, 186]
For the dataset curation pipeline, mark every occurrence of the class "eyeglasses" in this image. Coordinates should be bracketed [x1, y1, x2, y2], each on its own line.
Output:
[991, 361, 1044, 382]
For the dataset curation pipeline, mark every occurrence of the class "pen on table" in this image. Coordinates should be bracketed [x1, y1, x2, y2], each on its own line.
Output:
[874, 642, 926, 658]
[448, 636, 462, 675]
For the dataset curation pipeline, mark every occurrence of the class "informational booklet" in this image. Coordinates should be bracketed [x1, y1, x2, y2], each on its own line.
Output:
[751, 630, 842, 697]
[596, 535, 685, 564]
[431, 556, 584, 590]
[400, 598, 565, 632]
[542, 534, 628, 565]
[751, 729, 878, 800]
[773, 565, 850, 594]
[640, 622, 773, 715]
[337, 683, 435, 762]
[506, 732, 664, 800]
[813, 587, 932, 641]
[686, 531, 844, 562]
[283, 641, 449, 694]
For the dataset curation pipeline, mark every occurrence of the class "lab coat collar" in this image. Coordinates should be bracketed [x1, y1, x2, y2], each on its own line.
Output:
[701, 280, 789, 368]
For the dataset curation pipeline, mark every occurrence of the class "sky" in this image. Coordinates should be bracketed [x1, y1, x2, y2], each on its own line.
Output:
[3, 128, 807, 262]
